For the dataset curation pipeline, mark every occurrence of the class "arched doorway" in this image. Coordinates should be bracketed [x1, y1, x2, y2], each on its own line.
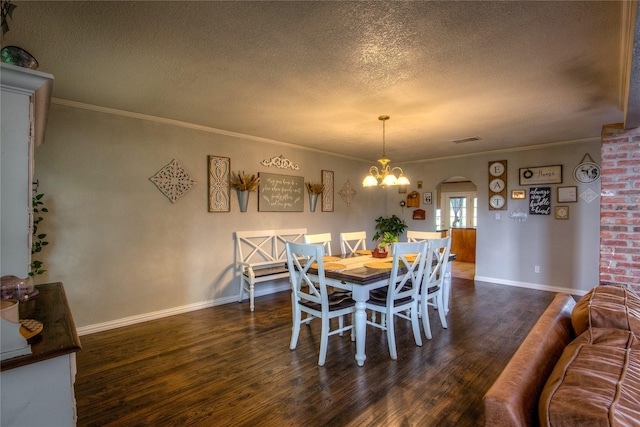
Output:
[436, 176, 477, 280]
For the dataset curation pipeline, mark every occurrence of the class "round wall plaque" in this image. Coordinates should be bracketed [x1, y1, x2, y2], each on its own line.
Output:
[573, 162, 600, 183]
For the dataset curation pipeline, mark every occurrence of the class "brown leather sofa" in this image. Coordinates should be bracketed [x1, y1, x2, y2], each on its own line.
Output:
[483, 285, 640, 426]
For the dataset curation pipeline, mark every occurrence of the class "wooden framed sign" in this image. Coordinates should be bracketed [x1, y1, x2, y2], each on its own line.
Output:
[321, 170, 334, 212]
[258, 172, 304, 212]
[519, 165, 562, 185]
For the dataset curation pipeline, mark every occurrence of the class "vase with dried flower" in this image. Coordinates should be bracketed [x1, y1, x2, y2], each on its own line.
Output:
[305, 182, 324, 212]
[230, 171, 260, 212]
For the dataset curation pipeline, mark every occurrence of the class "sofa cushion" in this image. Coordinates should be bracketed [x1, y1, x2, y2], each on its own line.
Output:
[572, 284, 640, 336]
[539, 327, 640, 426]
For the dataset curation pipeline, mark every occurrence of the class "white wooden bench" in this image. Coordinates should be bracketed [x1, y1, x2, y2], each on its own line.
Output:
[235, 228, 307, 311]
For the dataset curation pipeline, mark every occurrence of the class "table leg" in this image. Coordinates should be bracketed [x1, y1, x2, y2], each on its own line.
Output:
[352, 287, 368, 366]
[444, 262, 452, 314]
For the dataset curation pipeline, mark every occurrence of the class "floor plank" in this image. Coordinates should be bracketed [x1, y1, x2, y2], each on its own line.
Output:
[75, 279, 558, 426]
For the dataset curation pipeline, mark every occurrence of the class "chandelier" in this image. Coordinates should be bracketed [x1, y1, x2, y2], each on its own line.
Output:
[362, 115, 410, 187]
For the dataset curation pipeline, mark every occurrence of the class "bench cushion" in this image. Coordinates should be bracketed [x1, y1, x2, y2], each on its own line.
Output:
[243, 264, 288, 278]
[539, 327, 640, 426]
[572, 284, 640, 336]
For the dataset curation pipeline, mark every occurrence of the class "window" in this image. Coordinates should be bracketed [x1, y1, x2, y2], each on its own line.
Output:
[441, 192, 477, 228]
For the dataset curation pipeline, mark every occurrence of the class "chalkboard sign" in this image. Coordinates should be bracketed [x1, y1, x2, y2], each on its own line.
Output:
[258, 172, 304, 212]
[529, 187, 551, 215]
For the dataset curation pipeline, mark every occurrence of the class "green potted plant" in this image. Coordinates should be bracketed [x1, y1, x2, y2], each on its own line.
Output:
[1, 0, 16, 36]
[371, 215, 407, 258]
[30, 192, 48, 276]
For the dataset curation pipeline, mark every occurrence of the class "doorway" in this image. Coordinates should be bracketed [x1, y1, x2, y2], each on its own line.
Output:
[436, 177, 477, 280]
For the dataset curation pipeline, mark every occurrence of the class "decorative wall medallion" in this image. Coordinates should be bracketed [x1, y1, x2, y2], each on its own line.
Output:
[208, 156, 230, 212]
[580, 188, 598, 203]
[260, 155, 299, 170]
[573, 153, 601, 183]
[321, 170, 334, 212]
[339, 179, 356, 207]
[149, 159, 195, 203]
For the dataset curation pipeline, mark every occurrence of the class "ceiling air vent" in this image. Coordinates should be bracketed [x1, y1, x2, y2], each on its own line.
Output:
[451, 136, 481, 144]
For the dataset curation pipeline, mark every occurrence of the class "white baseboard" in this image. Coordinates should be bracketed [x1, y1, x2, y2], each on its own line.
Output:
[77, 283, 291, 336]
[473, 275, 588, 297]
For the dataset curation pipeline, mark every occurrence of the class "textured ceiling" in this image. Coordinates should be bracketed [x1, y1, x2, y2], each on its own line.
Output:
[2, 1, 638, 163]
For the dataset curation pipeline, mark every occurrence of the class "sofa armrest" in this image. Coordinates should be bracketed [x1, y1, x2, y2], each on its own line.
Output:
[483, 293, 576, 427]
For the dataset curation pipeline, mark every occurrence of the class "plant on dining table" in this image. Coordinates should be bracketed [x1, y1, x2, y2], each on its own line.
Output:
[371, 215, 407, 257]
[372, 215, 407, 245]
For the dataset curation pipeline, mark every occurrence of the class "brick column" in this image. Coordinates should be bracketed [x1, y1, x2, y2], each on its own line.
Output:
[600, 123, 640, 291]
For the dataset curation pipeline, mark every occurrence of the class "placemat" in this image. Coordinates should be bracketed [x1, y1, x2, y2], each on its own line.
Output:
[404, 254, 418, 262]
[364, 261, 393, 269]
[323, 256, 341, 262]
[356, 250, 372, 255]
[311, 262, 347, 271]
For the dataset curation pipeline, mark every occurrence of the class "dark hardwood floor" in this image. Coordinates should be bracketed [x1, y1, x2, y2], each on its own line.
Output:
[75, 279, 558, 426]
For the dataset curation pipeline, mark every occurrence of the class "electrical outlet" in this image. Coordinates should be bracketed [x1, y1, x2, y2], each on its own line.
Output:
[535, 266, 540, 273]
[495, 213, 501, 220]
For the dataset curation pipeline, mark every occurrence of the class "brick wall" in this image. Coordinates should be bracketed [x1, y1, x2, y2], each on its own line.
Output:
[600, 123, 640, 291]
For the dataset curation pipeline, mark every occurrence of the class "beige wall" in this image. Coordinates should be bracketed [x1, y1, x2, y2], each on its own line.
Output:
[35, 103, 603, 331]
[34, 104, 386, 329]
[399, 142, 602, 290]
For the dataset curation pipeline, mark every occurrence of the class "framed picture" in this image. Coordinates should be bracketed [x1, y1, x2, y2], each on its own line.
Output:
[529, 187, 551, 215]
[423, 192, 432, 204]
[555, 206, 569, 220]
[557, 186, 578, 203]
[321, 170, 334, 212]
[511, 189, 526, 199]
[398, 185, 407, 194]
[207, 156, 230, 212]
[519, 165, 563, 185]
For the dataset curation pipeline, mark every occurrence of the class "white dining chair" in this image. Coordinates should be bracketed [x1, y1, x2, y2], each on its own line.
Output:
[406, 230, 453, 314]
[420, 237, 451, 339]
[406, 230, 443, 242]
[339, 231, 367, 254]
[366, 241, 428, 360]
[285, 241, 355, 366]
[303, 232, 332, 256]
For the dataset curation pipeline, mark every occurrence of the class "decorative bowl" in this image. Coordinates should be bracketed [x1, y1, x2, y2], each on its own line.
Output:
[0, 46, 39, 70]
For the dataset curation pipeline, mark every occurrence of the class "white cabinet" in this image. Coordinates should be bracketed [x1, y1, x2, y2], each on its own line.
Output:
[1, 283, 81, 427]
[1, 63, 53, 278]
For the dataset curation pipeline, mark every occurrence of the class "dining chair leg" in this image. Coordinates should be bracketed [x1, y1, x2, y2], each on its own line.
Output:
[386, 313, 398, 360]
[437, 292, 448, 329]
[350, 314, 355, 341]
[411, 304, 423, 347]
[290, 307, 302, 349]
[318, 317, 330, 366]
[420, 293, 433, 340]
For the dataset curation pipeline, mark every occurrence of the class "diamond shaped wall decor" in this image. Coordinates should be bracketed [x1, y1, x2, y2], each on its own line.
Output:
[579, 188, 598, 203]
[339, 179, 356, 207]
[149, 159, 195, 203]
